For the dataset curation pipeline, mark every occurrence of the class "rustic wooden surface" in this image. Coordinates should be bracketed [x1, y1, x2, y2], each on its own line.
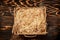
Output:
[0, 0, 60, 40]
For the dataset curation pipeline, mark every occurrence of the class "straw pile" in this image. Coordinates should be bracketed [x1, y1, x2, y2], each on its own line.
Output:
[12, 6, 47, 35]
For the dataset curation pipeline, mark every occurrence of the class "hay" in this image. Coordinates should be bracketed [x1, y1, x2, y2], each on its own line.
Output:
[12, 6, 47, 35]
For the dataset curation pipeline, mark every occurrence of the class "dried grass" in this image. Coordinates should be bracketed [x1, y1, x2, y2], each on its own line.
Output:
[12, 6, 47, 35]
